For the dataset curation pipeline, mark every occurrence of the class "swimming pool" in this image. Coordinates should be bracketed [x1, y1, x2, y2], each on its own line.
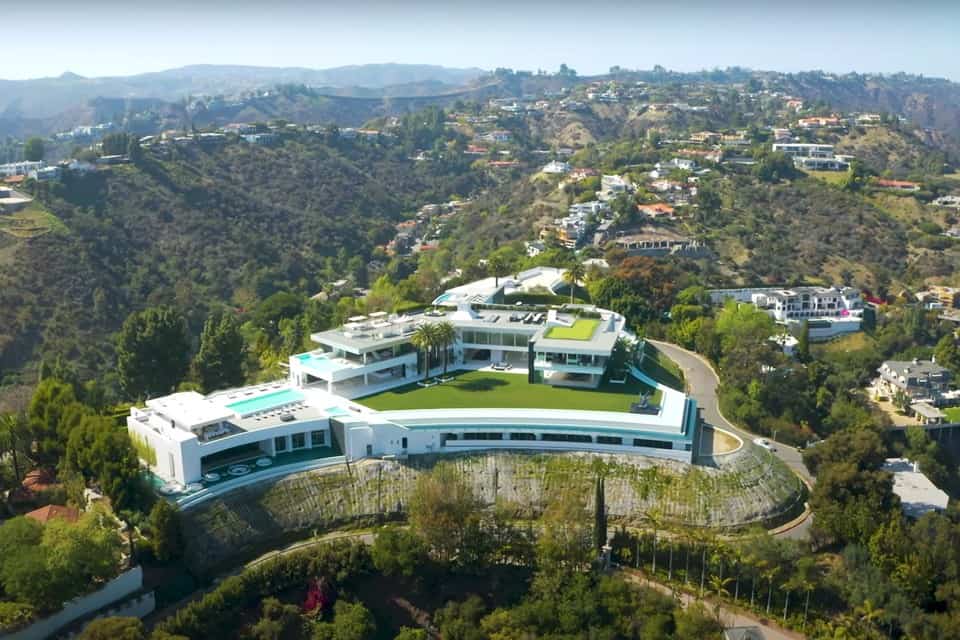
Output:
[227, 389, 305, 415]
[297, 353, 347, 374]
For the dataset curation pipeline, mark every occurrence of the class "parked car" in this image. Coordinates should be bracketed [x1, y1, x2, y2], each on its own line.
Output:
[753, 437, 776, 452]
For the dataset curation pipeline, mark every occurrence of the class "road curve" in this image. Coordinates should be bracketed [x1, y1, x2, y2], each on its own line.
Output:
[648, 340, 814, 539]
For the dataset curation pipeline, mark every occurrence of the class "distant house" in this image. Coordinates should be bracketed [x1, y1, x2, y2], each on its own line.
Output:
[793, 156, 850, 171]
[882, 458, 950, 518]
[568, 167, 598, 181]
[690, 131, 720, 144]
[797, 116, 842, 129]
[669, 157, 697, 171]
[30, 166, 62, 182]
[242, 133, 277, 145]
[932, 195, 960, 208]
[541, 160, 571, 174]
[0, 187, 32, 213]
[26, 504, 80, 525]
[481, 130, 512, 143]
[524, 240, 546, 257]
[876, 359, 951, 405]
[465, 144, 488, 155]
[0, 160, 43, 178]
[637, 203, 675, 218]
[874, 179, 920, 192]
[771, 143, 834, 158]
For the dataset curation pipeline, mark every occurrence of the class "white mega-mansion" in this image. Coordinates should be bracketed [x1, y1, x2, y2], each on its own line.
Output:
[128, 268, 701, 488]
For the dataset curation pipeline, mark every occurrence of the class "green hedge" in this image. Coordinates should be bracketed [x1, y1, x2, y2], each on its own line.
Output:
[156, 540, 371, 639]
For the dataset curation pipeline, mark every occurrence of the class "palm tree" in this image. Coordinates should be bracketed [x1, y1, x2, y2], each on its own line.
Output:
[708, 574, 734, 623]
[411, 324, 437, 382]
[763, 566, 780, 615]
[645, 509, 662, 577]
[433, 321, 457, 379]
[563, 260, 587, 304]
[487, 254, 509, 287]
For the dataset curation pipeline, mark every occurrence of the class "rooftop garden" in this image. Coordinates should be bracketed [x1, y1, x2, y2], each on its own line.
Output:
[356, 370, 660, 412]
[543, 317, 600, 340]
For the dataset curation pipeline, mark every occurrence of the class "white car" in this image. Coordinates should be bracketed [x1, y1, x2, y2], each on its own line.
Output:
[753, 437, 777, 452]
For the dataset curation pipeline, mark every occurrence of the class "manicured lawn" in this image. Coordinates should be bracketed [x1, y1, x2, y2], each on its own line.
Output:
[356, 370, 659, 412]
[944, 407, 960, 424]
[803, 169, 848, 186]
[0, 202, 67, 239]
[543, 318, 600, 340]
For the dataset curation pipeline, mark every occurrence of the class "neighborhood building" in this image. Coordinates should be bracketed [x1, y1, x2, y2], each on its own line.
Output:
[875, 359, 952, 406]
[709, 286, 863, 339]
[882, 458, 950, 518]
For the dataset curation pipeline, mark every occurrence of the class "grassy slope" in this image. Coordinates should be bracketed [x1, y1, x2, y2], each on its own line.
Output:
[356, 370, 658, 411]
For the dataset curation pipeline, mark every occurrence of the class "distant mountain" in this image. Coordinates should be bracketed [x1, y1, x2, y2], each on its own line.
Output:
[0, 63, 487, 119]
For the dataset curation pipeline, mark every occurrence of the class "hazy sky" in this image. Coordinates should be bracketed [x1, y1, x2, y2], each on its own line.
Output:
[3, 0, 958, 81]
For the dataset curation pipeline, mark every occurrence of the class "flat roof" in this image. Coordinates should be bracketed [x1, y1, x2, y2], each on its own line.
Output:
[311, 306, 623, 355]
[146, 392, 235, 428]
[882, 458, 950, 518]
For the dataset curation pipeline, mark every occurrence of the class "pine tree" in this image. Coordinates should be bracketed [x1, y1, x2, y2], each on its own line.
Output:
[594, 475, 607, 551]
[194, 313, 245, 393]
[796, 320, 811, 362]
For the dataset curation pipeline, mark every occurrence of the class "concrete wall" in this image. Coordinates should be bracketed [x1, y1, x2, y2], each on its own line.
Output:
[0, 566, 144, 640]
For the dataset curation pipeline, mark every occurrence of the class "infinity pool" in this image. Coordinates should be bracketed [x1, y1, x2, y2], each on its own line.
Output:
[227, 389, 305, 415]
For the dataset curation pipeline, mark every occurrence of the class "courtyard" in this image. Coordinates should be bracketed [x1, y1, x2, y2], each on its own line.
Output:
[355, 369, 661, 412]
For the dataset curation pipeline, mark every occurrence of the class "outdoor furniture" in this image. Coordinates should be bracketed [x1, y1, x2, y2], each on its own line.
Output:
[203, 472, 221, 482]
[256, 457, 273, 467]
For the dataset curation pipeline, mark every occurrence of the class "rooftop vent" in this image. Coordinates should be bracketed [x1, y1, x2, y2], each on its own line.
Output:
[280, 414, 295, 422]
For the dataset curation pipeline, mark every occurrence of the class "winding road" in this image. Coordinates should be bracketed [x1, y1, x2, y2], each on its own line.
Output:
[648, 340, 814, 539]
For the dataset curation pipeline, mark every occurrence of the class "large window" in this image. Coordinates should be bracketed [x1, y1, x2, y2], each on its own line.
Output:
[542, 433, 592, 443]
[510, 432, 536, 440]
[311, 430, 325, 447]
[633, 438, 672, 450]
[292, 433, 306, 449]
[461, 432, 504, 441]
[274, 436, 288, 452]
[596, 436, 623, 445]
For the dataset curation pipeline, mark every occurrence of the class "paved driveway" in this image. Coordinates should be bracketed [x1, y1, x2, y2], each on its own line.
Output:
[648, 340, 814, 539]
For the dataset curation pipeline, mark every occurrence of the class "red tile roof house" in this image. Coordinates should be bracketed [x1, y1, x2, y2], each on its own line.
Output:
[637, 203, 676, 218]
[26, 504, 80, 525]
[874, 179, 921, 192]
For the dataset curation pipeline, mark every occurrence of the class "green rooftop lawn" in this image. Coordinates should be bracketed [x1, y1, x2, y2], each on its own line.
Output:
[944, 407, 960, 424]
[543, 318, 600, 340]
[357, 370, 661, 412]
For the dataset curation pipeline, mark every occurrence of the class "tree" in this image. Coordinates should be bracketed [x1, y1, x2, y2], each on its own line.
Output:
[432, 321, 457, 378]
[393, 628, 426, 640]
[0, 413, 29, 483]
[593, 475, 607, 552]
[796, 320, 811, 363]
[23, 137, 44, 162]
[486, 254, 510, 287]
[408, 465, 481, 564]
[117, 306, 190, 399]
[434, 595, 486, 640]
[63, 414, 141, 511]
[78, 617, 146, 640]
[27, 378, 78, 464]
[410, 324, 437, 380]
[249, 597, 303, 640]
[194, 312, 245, 392]
[371, 526, 427, 578]
[537, 490, 593, 573]
[933, 334, 960, 378]
[148, 499, 184, 563]
[313, 600, 375, 640]
[563, 260, 586, 304]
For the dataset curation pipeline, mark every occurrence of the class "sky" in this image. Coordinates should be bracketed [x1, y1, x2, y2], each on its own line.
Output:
[2, 0, 958, 81]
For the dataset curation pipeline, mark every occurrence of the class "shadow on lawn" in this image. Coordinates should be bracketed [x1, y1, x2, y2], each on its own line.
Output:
[455, 377, 510, 392]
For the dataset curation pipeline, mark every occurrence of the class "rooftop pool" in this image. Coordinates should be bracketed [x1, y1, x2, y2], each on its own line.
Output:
[297, 352, 348, 374]
[227, 389, 305, 415]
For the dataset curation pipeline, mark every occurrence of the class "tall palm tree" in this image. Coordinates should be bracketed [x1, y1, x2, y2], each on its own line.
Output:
[433, 321, 457, 378]
[763, 566, 780, 615]
[563, 260, 587, 304]
[487, 254, 509, 288]
[411, 324, 437, 381]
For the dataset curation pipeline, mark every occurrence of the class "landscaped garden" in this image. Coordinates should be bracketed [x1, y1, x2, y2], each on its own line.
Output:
[543, 317, 600, 340]
[356, 370, 660, 412]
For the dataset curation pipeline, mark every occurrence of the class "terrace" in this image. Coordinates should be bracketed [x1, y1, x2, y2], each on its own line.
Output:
[543, 317, 600, 340]
[355, 369, 661, 412]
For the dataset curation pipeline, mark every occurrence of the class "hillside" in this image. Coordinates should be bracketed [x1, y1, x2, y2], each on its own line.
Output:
[0, 64, 486, 118]
[0, 136, 487, 381]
